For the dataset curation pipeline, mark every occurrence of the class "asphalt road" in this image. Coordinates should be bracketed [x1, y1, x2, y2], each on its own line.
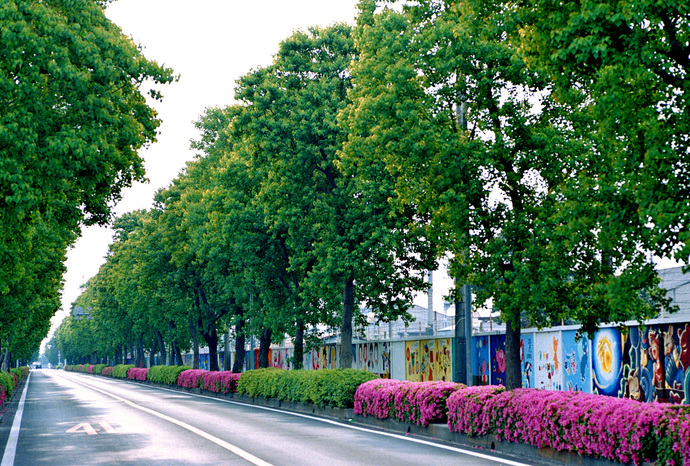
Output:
[0, 370, 529, 465]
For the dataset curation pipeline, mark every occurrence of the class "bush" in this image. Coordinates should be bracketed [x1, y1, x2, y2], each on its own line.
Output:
[177, 369, 208, 389]
[147, 365, 191, 385]
[93, 364, 108, 375]
[238, 368, 377, 408]
[354, 379, 463, 425]
[102, 366, 113, 376]
[112, 364, 134, 379]
[0, 371, 15, 398]
[237, 368, 283, 398]
[445, 386, 690, 466]
[202, 371, 241, 394]
[127, 367, 148, 381]
[86, 365, 95, 374]
[275, 370, 312, 404]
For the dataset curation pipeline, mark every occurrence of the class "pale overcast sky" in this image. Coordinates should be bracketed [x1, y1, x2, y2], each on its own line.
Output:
[46, 0, 361, 348]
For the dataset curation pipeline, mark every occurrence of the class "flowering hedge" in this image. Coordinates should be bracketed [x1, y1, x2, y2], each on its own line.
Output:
[354, 379, 464, 426]
[202, 371, 241, 394]
[127, 367, 148, 381]
[446, 385, 690, 466]
[177, 369, 208, 389]
[102, 366, 113, 376]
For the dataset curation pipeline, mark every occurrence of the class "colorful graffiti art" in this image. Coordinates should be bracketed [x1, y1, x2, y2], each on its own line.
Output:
[490, 334, 506, 387]
[592, 327, 623, 397]
[521, 333, 534, 388]
[472, 336, 490, 386]
[562, 330, 591, 393]
[535, 332, 563, 391]
[404, 339, 450, 382]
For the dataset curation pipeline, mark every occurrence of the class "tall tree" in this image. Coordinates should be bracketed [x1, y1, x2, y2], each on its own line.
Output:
[345, 0, 669, 389]
[0, 0, 175, 354]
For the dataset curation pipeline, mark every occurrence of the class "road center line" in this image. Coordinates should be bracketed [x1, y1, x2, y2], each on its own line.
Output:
[58, 373, 272, 466]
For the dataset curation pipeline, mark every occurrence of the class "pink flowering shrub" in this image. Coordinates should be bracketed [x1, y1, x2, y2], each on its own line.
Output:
[127, 367, 148, 381]
[446, 386, 690, 466]
[177, 369, 209, 389]
[102, 366, 113, 376]
[0, 386, 5, 406]
[87, 365, 95, 374]
[354, 379, 463, 426]
[201, 371, 241, 394]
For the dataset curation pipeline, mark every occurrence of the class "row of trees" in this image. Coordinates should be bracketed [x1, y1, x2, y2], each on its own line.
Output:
[0, 1, 174, 369]
[56, 0, 688, 389]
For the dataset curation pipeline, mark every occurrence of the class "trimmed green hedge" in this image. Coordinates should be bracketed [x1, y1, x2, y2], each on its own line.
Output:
[92, 364, 108, 375]
[237, 368, 377, 408]
[0, 371, 15, 397]
[147, 365, 191, 385]
[112, 364, 134, 379]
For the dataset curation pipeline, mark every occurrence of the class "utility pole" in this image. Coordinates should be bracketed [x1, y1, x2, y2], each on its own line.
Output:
[453, 101, 473, 386]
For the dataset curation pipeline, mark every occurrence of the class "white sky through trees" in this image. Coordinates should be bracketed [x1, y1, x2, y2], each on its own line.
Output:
[45, 0, 360, 351]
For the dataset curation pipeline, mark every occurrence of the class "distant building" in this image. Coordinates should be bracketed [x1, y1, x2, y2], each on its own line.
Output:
[658, 266, 690, 321]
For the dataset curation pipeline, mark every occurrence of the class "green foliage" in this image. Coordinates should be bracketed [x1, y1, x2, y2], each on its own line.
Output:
[0, 0, 175, 362]
[92, 364, 108, 375]
[147, 365, 191, 385]
[0, 371, 15, 397]
[112, 364, 134, 379]
[238, 368, 377, 408]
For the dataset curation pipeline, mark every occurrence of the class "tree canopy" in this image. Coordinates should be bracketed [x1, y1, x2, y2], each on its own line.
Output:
[1, 0, 174, 363]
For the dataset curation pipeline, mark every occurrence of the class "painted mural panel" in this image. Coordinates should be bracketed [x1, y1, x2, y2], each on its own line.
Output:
[535, 331, 564, 391]
[271, 348, 293, 370]
[490, 334, 506, 386]
[355, 342, 391, 377]
[592, 327, 623, 397]
[405, 338, 451, 382]
[405, 340, 421, 382]
[521, 333, 534, 389]
[472, 335, 491, 386]
[562, 330, 591, 393]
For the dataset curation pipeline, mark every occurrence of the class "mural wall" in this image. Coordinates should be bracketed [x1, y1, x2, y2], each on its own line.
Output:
[245, 320, 690, 405]
[405, 338, 452, 382]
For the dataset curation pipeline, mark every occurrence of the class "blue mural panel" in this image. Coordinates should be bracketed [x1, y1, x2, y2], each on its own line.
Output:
[472, 335, 491, 386]
[592, 327, 623, 397]
[490, 334, 506, 386]
[562, 330, 591, 393]
[521, 333, 534, 388]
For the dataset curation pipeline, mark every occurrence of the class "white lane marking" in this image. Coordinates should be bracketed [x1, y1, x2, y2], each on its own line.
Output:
[1, 372, 31, 466]
[67, 423, 98, 435]
[57, 373, 271, 466]
[131, 380, 531, 466]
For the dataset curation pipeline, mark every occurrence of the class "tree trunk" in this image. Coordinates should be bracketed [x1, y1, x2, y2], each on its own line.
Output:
[202, 327, 220, 371]
[505, 318, 522, 390]
[189, 319, 200, 369]
[137, 334, 145, 368]
[155, 330, 166, 366]
[294, 319, 304, 370]
[149, 337, 158, 367]
[224, 328, 232, 371]
[232, 311, 246, 373]
[258, 328, 272, 368]
[340, 273, 355, 369]
[1, 349, 9, 372]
